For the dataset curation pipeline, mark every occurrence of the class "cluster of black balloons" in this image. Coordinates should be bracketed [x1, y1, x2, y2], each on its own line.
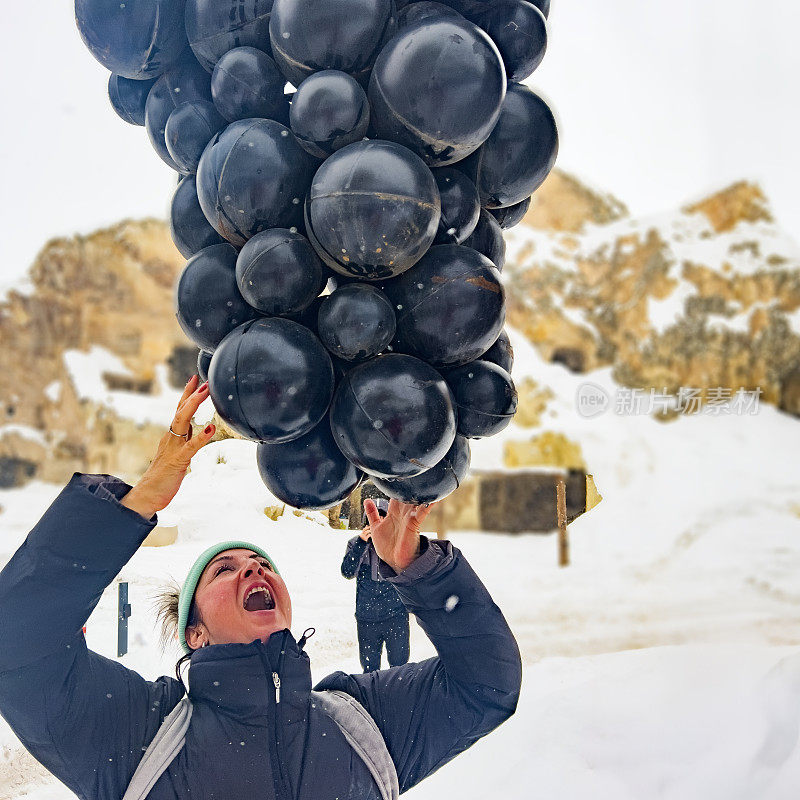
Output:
[76, 0, 557, 510]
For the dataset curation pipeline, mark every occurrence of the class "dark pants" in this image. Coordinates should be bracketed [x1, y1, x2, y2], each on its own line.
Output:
[356, 615, 410, 672]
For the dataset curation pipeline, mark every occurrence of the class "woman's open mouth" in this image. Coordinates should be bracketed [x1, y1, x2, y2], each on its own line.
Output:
[243, 585, 276, 612]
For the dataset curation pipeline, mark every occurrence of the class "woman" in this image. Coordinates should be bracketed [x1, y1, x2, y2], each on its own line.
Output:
[0, 375, 521, 800]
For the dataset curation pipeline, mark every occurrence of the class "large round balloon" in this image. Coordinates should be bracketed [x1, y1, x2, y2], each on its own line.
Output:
[209, 317, 335, 443]
[462, 208, 506, 269]
[368, 18, 506, 166]
[397, 1, 463, 29]
[475, 0, 547, 82]
[108, 75, 157, 126]
[170, 175, 227, 258]
[165, 100, 226, 174]
[479, 329, 514, 373]
[289, 71, 370, 159]
[445, 360, 517, 438]
[256, 417, 364, 509]
[75, 0, 187, 79]
[489, 196, 531, 229]
[460, 82, 558, 208]
[186, 0, 275, 73]
[235, 229, 326, 314]
[269, 0, 396, 86]
[387, 244, 505, 367]
[433, 168, 480, 244]
[175, 243, 260, 351]
[145, 59, 212, 171]
[307, 140, 440, 280]
[317, 284, 396, 361]
[330, 354, 456, 478]
[372, 434, 470, 504]
[211, 47, 288, 123]
[196, 119, 316, 246]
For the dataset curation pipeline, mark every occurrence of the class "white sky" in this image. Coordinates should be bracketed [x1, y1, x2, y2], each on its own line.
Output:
[1, 0, 798, 293]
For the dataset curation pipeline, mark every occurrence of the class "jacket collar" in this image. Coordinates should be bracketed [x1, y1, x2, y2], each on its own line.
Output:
[187, 630, 312, 722]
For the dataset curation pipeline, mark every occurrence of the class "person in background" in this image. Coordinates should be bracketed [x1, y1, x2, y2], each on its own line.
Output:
[341, 498, 411, 672]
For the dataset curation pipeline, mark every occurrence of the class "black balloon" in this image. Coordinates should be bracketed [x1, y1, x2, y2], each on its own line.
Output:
[479, 329, 514, 373]
[445, 360, 517, 438]
[372, 434, 470, 503]
[307, 140, 440, 280]
[108, 74, 157, 126]
[256, 417, 363, 509]
[236, 229, 327, 315]
[165, 100, 226, 174]
[433, 168, 480, 244]
[175, 243, 260, 351]
[388, 244, 505, 367]
[269, 0, 396, 86]
[145, 59, 212, 171]
[330, 354, 456, 478]
[197, 349, 213, 381]
[170, 175, 227, 258]
[289, 71, 370, 159]
[397, 1, 463, 29]
[489, 196, 531, 229]
[460, 82, 558, 208]
[186, 0, 275, 73]
[75, 0, 186, 79]
[209, 317, 335, 443]
[475, 0, 547, 82]
[368, 18, 506, 166]
[196, 119, 316, 246]
[211, 47, 289, 123]
[317, 284, 396, 361]
[462, 208, 506, 269]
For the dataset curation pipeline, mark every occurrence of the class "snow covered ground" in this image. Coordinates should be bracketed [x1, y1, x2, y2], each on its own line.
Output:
[1, 332, 799, 798]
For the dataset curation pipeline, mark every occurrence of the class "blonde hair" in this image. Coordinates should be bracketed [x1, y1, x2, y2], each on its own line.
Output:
[152, 580, 182, 652]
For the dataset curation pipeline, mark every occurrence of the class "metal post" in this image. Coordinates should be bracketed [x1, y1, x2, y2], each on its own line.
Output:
[557, 479, 569, 567]
[117, 581, 132, 657]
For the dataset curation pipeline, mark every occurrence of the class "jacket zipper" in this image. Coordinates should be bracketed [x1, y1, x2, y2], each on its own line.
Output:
[262, 631, 291, 800]
[273, 671, 281, 704]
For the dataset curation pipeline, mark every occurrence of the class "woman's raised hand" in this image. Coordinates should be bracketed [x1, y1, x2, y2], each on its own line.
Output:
[363, 498, 436, 574]
[121, 375, 216, 519]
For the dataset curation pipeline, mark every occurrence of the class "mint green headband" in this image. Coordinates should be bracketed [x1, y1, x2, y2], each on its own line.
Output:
[178, 541, 280, 654]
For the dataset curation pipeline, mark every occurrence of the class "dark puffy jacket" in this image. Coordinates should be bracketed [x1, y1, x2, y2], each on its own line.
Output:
[0, 474, 522, 800]
[341, 536, 407, 622]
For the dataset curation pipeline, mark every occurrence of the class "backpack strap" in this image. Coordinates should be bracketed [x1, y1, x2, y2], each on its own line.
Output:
[121, 696, 192, 800]
[122, 689, 398, 800]
[311, 690, 400, 800]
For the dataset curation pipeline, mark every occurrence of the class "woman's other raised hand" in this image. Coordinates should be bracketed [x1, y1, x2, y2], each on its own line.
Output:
[363, 498, 436, 574]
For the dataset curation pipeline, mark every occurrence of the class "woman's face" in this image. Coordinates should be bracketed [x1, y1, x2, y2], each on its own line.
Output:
[186, 549, 292, 650]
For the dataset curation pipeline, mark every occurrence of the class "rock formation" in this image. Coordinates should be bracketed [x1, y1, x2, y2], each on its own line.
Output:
[507, 178, 800, 415]
[0, 220, 192, 486]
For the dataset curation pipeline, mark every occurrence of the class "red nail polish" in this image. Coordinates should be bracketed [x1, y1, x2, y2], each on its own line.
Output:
[199, 382, 209, 392]
[204, 425, 214, 434]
